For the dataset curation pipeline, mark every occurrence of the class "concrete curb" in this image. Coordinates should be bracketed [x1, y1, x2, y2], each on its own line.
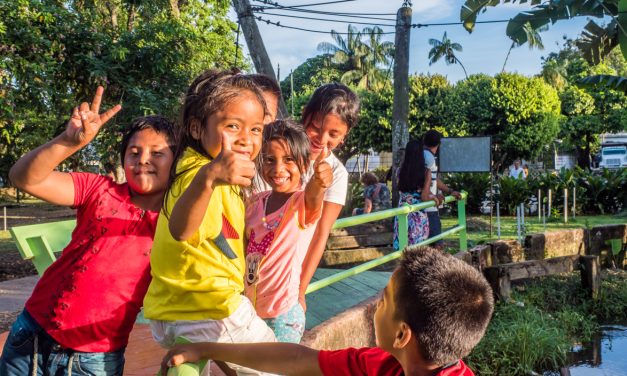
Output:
[300, 290, 382, 350]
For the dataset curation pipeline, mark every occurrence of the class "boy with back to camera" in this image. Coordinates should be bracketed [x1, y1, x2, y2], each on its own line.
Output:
[160, 246, 495, 376]
[423, 130, 462, 251]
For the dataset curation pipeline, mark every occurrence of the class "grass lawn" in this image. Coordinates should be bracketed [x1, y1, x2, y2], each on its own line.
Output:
[441, 214, 627, 246]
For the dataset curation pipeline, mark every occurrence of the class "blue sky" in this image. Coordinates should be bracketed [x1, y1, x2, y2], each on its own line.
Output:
[228, 0, 612, 84]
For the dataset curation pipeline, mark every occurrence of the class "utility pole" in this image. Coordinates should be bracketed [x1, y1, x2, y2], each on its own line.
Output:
[291, 69, 294, 117]
[232, 0, 289, 118]
[391, 5, 412, 207]
[277, 63, 280, 82]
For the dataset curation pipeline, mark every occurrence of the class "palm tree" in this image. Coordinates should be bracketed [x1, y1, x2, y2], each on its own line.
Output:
[428, 32, 468, 79]
[539, 59, 569, 91]
[360, 27, 395, 89]
[502, 23, 549, 72]
[317, 25, 368, 87]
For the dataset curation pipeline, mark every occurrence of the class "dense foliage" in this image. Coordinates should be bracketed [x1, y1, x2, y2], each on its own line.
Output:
[448, 167, 627, 217]
[467, 269, 627, 375]
[0, 0, 244, 182]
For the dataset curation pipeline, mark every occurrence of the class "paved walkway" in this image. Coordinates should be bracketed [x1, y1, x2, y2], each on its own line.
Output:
[0, 269, 391, 375]
[0, 275, 40, 313]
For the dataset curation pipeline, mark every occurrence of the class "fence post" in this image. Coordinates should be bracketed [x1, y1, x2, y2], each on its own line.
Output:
[398, 212, 409, 250]
[458, 198, 467, 251]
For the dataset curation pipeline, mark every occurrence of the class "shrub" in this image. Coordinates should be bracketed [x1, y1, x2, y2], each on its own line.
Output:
[339, 181, 365, 218]
[441, 172, 491, 216]
[494, 176, 533, 216]
[575, 167, 627, 214]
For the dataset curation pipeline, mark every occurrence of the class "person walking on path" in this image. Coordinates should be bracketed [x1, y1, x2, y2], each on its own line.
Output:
[509, 160, 526, 179]
[422, 130, 462, 251]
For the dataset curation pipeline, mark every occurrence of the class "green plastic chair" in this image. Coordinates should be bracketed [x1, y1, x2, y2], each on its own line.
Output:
[10, 219, 77, 275]
[9, 219, 150, 324]
[156, 336, 207, 376]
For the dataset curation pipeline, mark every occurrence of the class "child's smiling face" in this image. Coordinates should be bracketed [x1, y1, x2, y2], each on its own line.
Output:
[262, 140, 302, 194]
[304, 112, 348, 161]
[195, 95, 265, 161]
[123, 129, 174, 196]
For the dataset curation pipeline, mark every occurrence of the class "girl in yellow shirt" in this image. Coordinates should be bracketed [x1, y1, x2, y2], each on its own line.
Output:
[143, 68, 276, 376]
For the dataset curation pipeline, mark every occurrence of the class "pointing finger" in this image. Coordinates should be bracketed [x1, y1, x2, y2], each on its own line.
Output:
[221, 131, 232, 152]
[91, 86, 104, 113]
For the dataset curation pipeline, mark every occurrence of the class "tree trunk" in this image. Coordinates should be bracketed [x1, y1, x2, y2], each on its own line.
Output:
[502, 42, 515, 73]
[575, 145, 590, 169]
[169, 0, 180, 18]
[116, 165, 126, 183]
[455, 56, 469, 79]
[106, 0, 119, 28]
[127, 4, 136, 32]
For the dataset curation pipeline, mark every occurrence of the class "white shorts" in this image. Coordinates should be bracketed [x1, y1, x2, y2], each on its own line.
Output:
[150, 296, 277, 376]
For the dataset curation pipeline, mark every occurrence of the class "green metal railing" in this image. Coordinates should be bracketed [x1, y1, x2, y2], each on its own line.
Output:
[305, 191, 468, 295]
[165, 192, 468, 375]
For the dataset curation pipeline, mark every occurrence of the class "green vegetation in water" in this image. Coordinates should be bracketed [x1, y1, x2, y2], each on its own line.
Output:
[465, 269, 627, 375]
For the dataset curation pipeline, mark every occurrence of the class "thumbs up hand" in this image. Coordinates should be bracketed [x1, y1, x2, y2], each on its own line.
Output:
[312, 146, 333, 189]
[206, 132, 256, 188]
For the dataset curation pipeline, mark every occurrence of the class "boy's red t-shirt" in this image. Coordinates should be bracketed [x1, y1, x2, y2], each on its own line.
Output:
[318, 347, 475, 376]
[25, 173, 159, 352]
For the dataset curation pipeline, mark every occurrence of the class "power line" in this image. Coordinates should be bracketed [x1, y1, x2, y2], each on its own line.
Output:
[255, 16, 395, 34]
[258, 11, 395, 27]
[253, 5, 396, 16]
[252, 6, 397, 20]
[254, 8, 624, 35]
[252, 0, 356, 8]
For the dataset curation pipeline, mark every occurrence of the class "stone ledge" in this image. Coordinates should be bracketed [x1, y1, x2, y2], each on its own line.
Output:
[300, 290, 381, 350]
[524, 228, 588, 260]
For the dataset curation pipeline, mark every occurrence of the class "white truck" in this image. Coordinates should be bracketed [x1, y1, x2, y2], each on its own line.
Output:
[598, 142, 627, 171]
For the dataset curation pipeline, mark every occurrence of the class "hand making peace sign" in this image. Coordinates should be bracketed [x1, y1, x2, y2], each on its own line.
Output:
[64, 86, 122, 148]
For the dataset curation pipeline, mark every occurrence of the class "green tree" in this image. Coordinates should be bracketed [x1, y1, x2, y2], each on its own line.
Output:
[279, 56, 343, 102]
[449, 73, 561, 172]
[428, 32, 468, 79]
[561, 60, 627, 168]
[0, 0, 242, 183]
[502, 22, 549, 73]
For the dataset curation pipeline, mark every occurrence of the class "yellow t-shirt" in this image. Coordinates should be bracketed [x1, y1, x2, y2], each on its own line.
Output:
[143, 148, 245, 321]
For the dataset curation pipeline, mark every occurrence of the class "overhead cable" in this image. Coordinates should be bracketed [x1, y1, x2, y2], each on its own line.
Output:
[257, 11, 395, 26]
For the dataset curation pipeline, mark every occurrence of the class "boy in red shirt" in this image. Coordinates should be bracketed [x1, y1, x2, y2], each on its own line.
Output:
[0, 87, 177, 375]
[160, 246, 494, 376]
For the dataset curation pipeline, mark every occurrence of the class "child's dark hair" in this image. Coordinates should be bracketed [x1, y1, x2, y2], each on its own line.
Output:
[423, 129, 442, 148]
[302, 83, 360, 133]
[257, 119, 311, 191]
[398, 140, 426, 193]
[119, 115, 178, 166]
[250, 74, 282, 101]
[394, 246, 494, 365]
[164, 68, 268, 215]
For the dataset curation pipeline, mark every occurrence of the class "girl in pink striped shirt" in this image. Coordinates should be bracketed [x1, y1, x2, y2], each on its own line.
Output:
[244, 119, 333, 343]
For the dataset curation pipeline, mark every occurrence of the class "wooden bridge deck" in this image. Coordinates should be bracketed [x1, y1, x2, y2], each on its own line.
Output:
[0, 269, 391, 375]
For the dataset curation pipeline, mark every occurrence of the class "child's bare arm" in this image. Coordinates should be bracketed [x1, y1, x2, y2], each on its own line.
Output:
[169, 132, 255, 241]
[304, 147, 332, 222]
[161, 342, 323, 376]
[9, 87, 120, 206]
